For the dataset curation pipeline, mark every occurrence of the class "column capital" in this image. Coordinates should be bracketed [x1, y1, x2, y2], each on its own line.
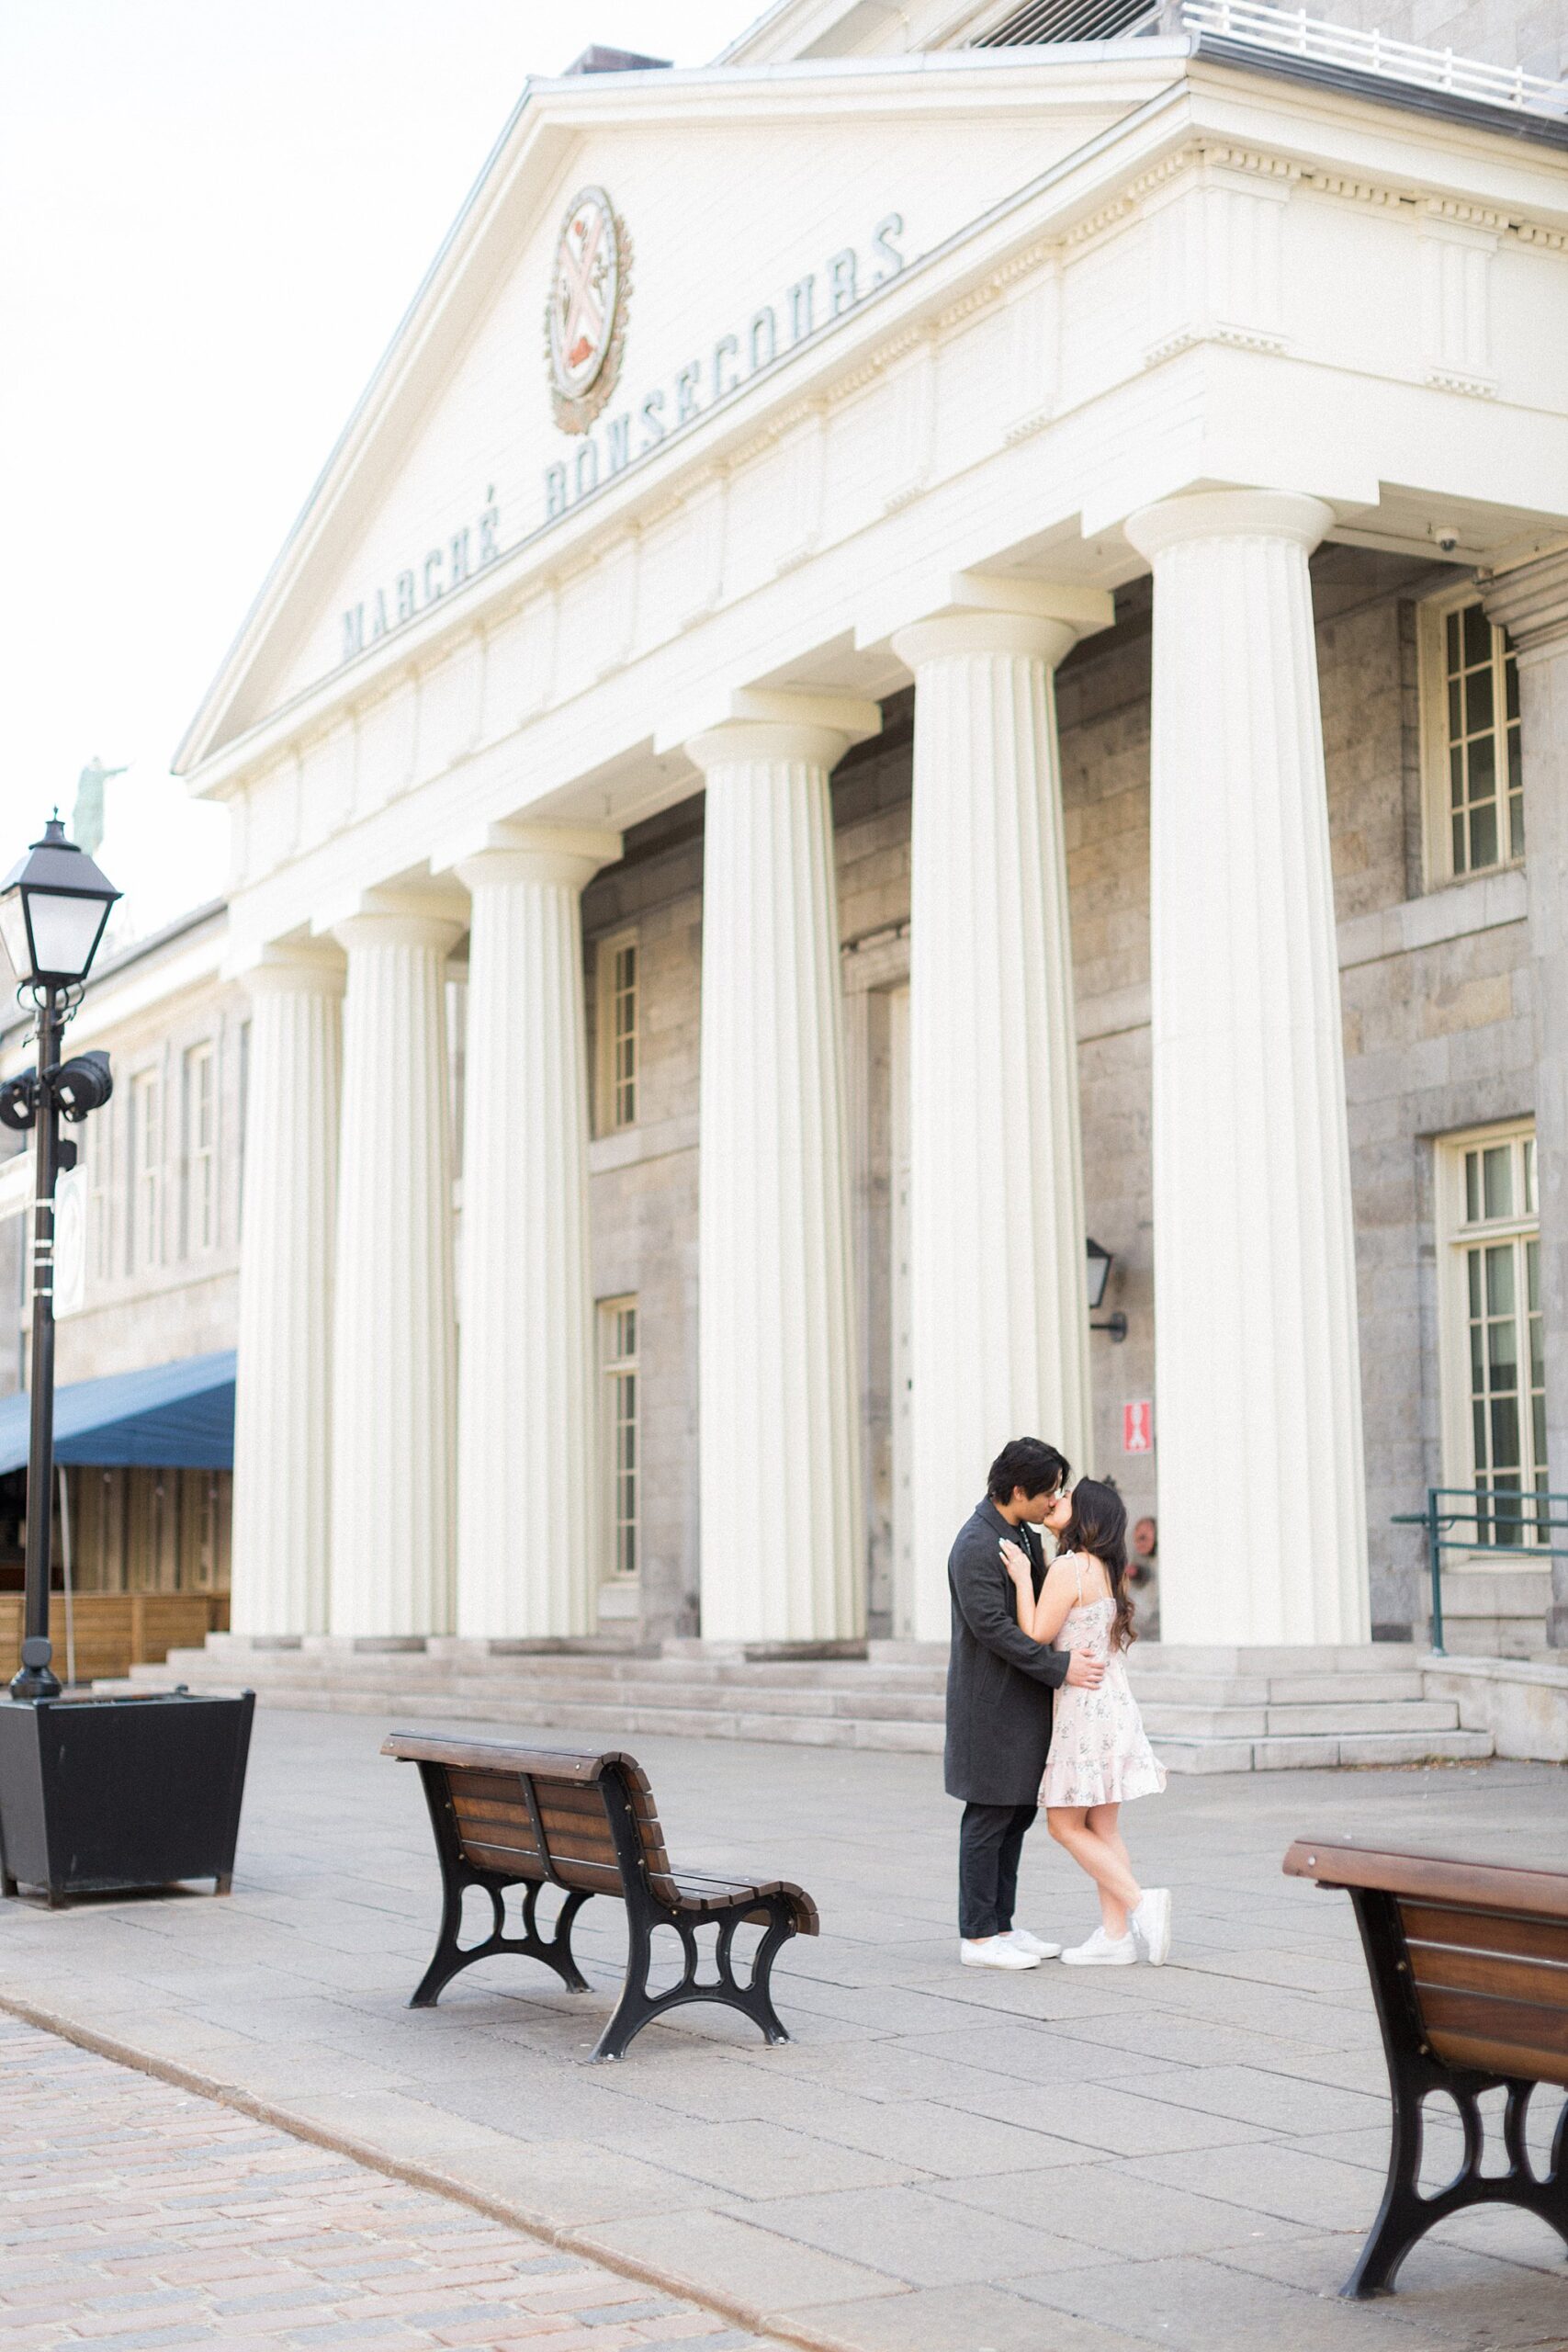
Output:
[1126, 490, 1333, 562]
[330, 895, 465, 959]
[870, 571, 1112, 666]
[455, 820, 622, 897]
[660, 688, 880, 765]
[1481, 544, 1568, 662]
[228, 939, 345, 997]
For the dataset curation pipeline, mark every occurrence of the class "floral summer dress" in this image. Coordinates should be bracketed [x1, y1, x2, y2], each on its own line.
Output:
[1039, 1553, 1167, 1809]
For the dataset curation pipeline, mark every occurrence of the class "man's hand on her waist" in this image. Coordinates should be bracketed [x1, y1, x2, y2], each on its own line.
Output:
[1064, 1650, 1105, 1689]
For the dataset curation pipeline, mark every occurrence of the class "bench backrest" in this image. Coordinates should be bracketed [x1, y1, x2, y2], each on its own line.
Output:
[383, 1734, 679, 1903]
[1284, 1837, 1568, 2088]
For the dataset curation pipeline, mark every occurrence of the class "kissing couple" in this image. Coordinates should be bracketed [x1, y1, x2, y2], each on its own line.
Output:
[945, 1437, 1170, 1971]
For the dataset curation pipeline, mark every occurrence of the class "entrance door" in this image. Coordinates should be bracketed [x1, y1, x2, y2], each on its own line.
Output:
[889, 985, 914, 1635]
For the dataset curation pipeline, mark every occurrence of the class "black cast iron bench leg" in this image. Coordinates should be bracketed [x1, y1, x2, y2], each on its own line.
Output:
[411, 1870, 591, 2008]
[591, 1896, 797, 2063]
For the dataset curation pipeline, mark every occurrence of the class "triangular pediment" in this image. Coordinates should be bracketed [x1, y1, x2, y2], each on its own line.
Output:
[177, 49, 1182, 772]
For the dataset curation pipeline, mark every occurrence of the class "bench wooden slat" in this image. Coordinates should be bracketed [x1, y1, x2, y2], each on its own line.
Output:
[1282, 1838, 1568, 1922]
[1409, 1937, 1568, 2010]
[1421, 1984, 1568, 2063]
[1400, 1902, 1568, 1969]
[382, 1732, 637, 1781]
[1417, 2029, 1568, 2092]
[458, 1838, 551, 1880]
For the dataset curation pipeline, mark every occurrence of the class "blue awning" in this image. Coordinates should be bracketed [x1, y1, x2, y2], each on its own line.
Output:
[0, 1350, 237, 1475]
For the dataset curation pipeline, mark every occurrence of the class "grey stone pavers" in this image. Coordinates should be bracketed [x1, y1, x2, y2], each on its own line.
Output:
[4, 1713, 1567, 2350]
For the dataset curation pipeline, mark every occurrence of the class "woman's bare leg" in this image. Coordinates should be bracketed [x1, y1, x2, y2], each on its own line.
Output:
[1086, 1803, 1140, 1937]
[1047, 1806, 1141, 1939]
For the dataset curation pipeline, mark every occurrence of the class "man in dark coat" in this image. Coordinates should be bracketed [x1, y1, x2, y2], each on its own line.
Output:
[946, 1436, 1103, 1969]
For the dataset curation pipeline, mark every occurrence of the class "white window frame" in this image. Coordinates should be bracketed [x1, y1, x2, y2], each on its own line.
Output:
[594, 929, 639, 1135]
[598, 1295, 639, 1582]
[1418, 585, 1523, 889]
[183, 1040, 217, 1256]
[1436, 1120, 1548, 1546]
[129, 1067, 162, 1273]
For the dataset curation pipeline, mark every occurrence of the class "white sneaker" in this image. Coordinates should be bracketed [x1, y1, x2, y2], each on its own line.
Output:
[1060, 1926, 1137, 1967]
[960, 1938, 1041, 1970]
[1002, 1928, 1063, 1961]
[1132, 1887, 1172, 1967]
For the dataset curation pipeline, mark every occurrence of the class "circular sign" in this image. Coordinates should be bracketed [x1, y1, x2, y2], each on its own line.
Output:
[545, 186, 632, 435]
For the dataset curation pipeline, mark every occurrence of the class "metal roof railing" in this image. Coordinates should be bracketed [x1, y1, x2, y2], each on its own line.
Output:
[1183, 0, 1568, 118]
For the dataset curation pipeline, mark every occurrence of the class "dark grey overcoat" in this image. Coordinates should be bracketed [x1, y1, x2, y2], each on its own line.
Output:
[943, 1497, 1069, 1805]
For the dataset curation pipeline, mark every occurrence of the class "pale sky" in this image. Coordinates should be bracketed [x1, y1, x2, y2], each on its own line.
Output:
[0, 0, 766, 951]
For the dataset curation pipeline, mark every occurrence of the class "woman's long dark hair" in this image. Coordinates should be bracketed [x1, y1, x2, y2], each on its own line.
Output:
[1059, 1477, 1135, 1650]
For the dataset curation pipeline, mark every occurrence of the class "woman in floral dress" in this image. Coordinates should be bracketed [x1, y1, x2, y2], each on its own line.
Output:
[1001, 1477, 1170, 1967]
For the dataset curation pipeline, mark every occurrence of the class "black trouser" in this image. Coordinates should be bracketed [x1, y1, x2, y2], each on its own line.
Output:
[958, 1800, 1039, 1939]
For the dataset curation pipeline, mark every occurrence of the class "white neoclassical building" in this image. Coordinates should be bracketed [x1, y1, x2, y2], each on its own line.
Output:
[171, 0, 1568, 1688]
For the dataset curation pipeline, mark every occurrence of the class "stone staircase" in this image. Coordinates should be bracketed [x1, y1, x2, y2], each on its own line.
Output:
[117, 1631, 1494, 1772]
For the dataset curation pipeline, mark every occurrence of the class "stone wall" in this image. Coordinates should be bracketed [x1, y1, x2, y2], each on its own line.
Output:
[582, 544, 1541, 1643]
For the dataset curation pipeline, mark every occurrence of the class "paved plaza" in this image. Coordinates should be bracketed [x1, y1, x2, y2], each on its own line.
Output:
[2, 1713, 1567, 2352]
[0, 2014, 773, 2350]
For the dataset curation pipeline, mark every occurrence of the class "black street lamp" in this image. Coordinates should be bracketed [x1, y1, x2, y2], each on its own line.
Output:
[0, 818, 120, 1701]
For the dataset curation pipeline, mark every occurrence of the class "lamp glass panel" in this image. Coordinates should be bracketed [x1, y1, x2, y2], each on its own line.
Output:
[1085, 1245, 1111, 1310]
[0, 892, 31, 981]
[26, 891, 108, 980]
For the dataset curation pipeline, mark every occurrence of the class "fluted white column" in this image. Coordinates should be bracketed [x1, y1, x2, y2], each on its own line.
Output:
[1126, 489, 1369, 1645]
[329, 907, 462, 1637]
[230, 950, 343, 1636]
[456, 828, 617, 1636]
[892, 601, 1096, 1641]
[691, 717, 863, 1642]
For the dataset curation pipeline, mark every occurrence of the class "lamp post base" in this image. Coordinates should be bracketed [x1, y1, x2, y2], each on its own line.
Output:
[9, 1636, 61, 1705]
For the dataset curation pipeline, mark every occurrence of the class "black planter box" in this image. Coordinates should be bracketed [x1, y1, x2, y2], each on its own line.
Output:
[0, 1689, 254, 1904]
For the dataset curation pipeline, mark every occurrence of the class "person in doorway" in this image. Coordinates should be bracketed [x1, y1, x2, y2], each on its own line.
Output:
[1003, 1476, 1170, 1966]
[946, 1438, 1104, 1971]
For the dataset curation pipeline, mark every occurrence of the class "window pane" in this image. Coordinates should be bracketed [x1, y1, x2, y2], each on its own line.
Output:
[1465, 662, 1494, 738]
[1462, 601, 1491, 666]
[1510, 787, 1525, 862]
[1450, 744, 1464, 810]
[1446, 607, 1461, 668]
[1483, 1146, 1513, 1222]
[1448, 677, 1462, 740]
[1467, 1239, 1482, 1308]
[1485, 1238, 1517, 1317]
[1525, 1139, 1538, 1216]
[1490, 1396, 1521, 1469]
[1468, 729, 1495, 807]
[1465, 1153, 1480, 1225]
[1506, 650, 1520, 721]
[1468, 798, 1497, 873]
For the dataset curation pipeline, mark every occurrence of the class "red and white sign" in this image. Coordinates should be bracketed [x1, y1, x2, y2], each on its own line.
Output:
[1122, 1401, 1153, 1455]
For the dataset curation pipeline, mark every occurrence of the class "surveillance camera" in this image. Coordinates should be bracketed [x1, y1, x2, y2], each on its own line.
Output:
[1432, 524, 1461, 554]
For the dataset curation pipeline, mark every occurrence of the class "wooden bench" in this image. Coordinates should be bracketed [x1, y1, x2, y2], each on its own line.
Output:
[383, 1732, 818, 2063]
[1284, 1836, 1568, 2296]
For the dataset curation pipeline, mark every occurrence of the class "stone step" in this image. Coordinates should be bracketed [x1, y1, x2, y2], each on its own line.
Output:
[1140, 1695, 1458, 1737]
[124, 1637, 1495, 1773]
[1160, 1727, 1494, 1773]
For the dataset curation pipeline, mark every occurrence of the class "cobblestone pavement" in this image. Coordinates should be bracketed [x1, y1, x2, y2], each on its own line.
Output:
[4, 1713, 1568, 2351]
[0, 2016, 776, 2351]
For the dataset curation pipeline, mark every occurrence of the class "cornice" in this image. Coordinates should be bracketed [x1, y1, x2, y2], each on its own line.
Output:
[182, 83, 1568, 803]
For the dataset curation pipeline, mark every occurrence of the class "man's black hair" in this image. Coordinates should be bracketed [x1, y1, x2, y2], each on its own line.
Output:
[986, 1437, 1069, 1505]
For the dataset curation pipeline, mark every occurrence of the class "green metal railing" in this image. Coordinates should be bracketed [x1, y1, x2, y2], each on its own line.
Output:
[1391, 1487, 1568, 1656]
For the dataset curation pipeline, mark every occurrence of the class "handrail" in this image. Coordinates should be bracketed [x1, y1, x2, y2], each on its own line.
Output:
[1391, 1487, 1568, 1656]
[1182, 0, 1568, 118]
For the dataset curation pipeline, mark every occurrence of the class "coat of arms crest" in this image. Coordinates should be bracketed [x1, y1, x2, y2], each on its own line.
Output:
[545, 185, 632, 435]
